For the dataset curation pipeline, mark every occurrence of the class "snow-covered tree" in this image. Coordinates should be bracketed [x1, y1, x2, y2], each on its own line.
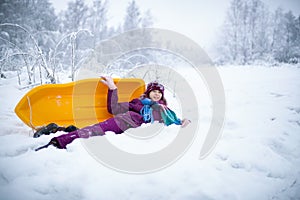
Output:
[282, 11, 299, 62]
[216, 0, 300, 64]
[271, 9, 300, 63]
[217, 0, 245, 63]
[62, 0, 89, 33]
[217, 0, 272, 64]
[122, 0, 154, 32]
[86, 0, 108, 44]
[294, 15, 300, 62]
[0, 0, 57, 48]
[0, 0, 58, 83]
[247, 0, 271, 60]
[271, 8, 288, 62]
[141, 10, 154, 28]
[123, 0, 142, 32]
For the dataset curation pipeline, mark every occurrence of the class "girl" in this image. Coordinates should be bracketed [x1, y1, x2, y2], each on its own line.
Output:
[35, 76, 191, 150]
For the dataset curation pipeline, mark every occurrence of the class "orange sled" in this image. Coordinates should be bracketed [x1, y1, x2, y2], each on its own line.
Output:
[15, 78, 145, 129]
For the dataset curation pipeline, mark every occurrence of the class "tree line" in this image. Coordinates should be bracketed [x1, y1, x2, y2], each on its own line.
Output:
[1, 0, 299, 84]
[0, 0, 152, 84]
[216, 0, 300, 65]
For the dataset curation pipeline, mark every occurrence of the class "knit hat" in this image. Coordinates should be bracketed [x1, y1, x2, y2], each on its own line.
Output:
[145, 81, 165, 97]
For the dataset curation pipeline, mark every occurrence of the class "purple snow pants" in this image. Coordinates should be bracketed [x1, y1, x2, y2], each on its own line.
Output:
[53, 111, 144, 149]
[76, 111, 144, 137]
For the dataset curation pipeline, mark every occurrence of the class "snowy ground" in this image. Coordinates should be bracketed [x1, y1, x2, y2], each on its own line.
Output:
[0, 65, 300, 200]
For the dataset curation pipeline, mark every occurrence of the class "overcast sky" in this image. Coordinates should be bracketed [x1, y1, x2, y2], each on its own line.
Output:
[49, 0, 300, 48]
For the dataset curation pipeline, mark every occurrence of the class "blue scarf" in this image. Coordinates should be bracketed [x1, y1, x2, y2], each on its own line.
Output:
[140, 98, 156, 123]
[140, 98, 182, 126]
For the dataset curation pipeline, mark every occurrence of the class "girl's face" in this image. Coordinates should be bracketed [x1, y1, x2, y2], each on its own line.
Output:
[149, 90, 162, 102]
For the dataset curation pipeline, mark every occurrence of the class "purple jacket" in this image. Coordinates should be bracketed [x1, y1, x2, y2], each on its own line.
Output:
[107, 89, 164, 126]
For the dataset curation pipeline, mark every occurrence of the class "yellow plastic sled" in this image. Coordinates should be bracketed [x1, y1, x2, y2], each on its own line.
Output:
[15, 78, 145, 129]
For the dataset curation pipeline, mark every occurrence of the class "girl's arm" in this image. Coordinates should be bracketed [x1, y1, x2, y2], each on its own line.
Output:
[101, 76, 117, 90]
[107, 89, 130, 114]
[101, 76, 130, 115]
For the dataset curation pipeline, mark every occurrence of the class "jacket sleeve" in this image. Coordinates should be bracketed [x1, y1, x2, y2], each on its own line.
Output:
[107, 89, 130, 115]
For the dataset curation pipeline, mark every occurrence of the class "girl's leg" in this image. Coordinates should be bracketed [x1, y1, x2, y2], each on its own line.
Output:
[50, 112, 142, 149]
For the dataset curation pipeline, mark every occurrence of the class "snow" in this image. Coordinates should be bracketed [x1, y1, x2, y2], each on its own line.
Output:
[0, 65, 300, 200]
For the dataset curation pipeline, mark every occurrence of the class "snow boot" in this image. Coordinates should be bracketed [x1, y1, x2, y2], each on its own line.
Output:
[33, 124, 78, 138]
[64, 125, 78, 132]
[50, 131, 81, 149]
[33, 123, 59, 138]
[35, 131, 81, 151]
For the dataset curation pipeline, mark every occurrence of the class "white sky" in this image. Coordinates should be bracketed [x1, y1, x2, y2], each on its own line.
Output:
[49, 0, 300, 48]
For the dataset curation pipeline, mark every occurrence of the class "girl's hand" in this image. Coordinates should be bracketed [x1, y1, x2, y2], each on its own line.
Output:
[181, 118, 191, 128]
[101, 76, 117, 90]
